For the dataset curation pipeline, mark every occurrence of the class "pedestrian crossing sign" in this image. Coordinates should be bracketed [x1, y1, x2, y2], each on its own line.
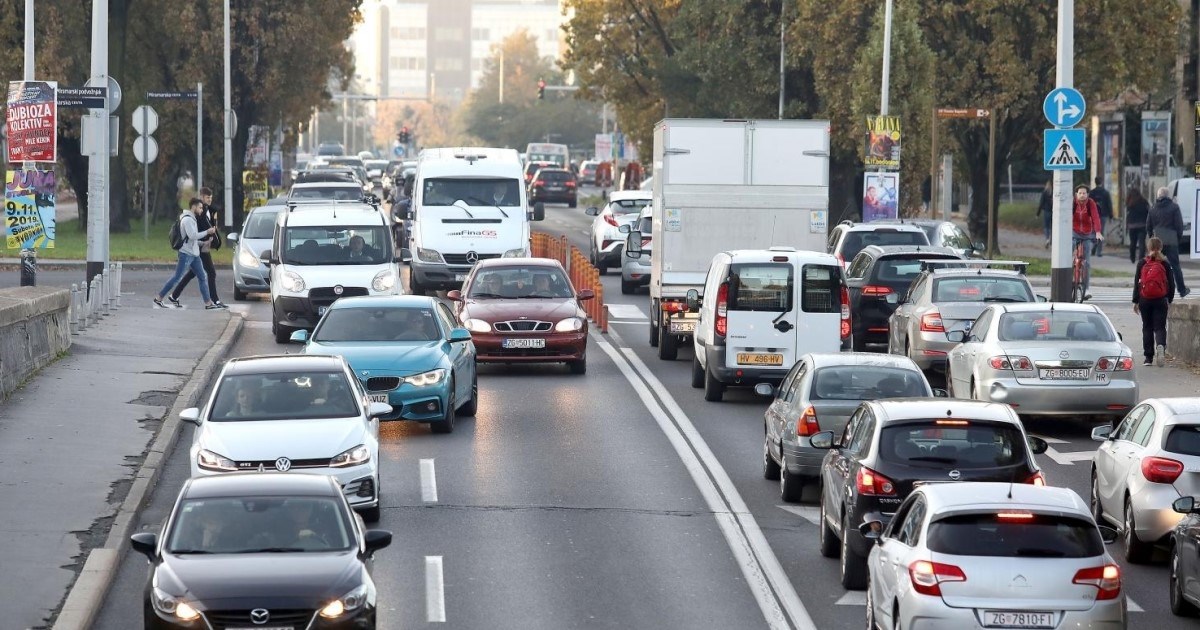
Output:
[1043, 128, 1086, 171]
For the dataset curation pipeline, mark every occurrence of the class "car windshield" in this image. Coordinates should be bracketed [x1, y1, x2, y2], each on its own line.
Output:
[880, 420, 1026, 468]
[933, 277, 1033, 303]
[468, 267, 573, 299]
[166, 497, 354, 554]
[608, 198, 651, 216]
[242, 209, 281, 239]
[997, 311, 1116, 342]
[423, 178, 522, 207]
[281, 226, 390, 265]
[927, 513, 1104, 558]
[841, 230, 929, 260]
[289, 186, 363, 201]
[809, 366, 928, 400]
[315, 307, 441, 343]
[210, 371, 359, 421]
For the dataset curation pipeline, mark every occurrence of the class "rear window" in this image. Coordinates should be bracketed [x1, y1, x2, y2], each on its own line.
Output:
[927, 513, 1104, 558]
[609, 198, 651, 216]
[801, 264, 841, 313]
[873, 256, 955, 284]
[933, 277, 1033, 303]
[729, 263, 792, 311]
[997, 311, 1115, 342]
[810, 366, 929, 400]
[539, 170, 572, 182]
[841, 230, 929, 260]
[1165, 425, 1200, 456]
[880, 421, 1026, 468]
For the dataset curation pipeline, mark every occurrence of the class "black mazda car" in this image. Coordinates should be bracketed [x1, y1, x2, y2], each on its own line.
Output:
[132, 473, 392, 629]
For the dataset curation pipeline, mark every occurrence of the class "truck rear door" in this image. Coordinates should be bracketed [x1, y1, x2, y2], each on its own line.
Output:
[723, 261, 796, 372]
[795, 263, 844, 355]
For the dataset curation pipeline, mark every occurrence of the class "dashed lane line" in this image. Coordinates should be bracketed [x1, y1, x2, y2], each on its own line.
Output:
[420, 458, 438, 502]
[426, 555, 446, 623]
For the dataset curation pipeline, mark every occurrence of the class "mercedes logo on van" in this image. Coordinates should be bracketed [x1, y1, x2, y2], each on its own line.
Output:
[948, 469, 961, 480]
[465, 251, 479, 264]
[334, 285, 344, 295]
[275, 457, 292, 472]
[250, 609, 270, 624]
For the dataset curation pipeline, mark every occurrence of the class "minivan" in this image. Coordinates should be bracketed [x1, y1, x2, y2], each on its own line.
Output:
[687, 247, 850, 402]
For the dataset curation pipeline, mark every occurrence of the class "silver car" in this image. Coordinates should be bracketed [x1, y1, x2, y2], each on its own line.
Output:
[946, 303, 1138, 417]
[1091, 397, 1200, 563]
[863, 482, 1124, 630]
[226, 201, 284, 300]
[756, 352, 937, 502]
[619, 207, 652, 294]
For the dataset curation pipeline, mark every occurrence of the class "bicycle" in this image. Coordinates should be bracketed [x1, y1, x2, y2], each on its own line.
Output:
[1072, 237, 1091, 303]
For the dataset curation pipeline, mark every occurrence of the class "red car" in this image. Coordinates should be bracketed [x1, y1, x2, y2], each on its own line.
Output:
[448, 258, 593, 374]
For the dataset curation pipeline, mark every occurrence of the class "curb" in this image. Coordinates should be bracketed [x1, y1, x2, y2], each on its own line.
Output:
[0, 258, 178, 270]
[51, 312, 245, 630]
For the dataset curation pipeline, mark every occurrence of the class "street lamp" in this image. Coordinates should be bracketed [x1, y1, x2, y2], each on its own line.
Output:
[223, 0, 233, 227]
[880, 0, 894, 115]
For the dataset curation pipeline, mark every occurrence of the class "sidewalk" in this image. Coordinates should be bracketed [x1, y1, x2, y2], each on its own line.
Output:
[0, 302, 240, 629]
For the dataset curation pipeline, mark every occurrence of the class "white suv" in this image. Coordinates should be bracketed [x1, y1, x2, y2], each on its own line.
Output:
[825, 220, 930, 266]
[586, 190, 652, 273]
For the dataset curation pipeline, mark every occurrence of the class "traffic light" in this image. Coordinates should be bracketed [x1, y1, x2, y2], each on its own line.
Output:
[537, 79, 546, 100]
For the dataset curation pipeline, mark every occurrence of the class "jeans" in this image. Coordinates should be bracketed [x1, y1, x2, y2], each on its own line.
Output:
[171, 251, 219, 302]
[1139, 297, 1169, 359]
[1041, 212, 1053, 241]
[1128, 227, 1146, 263]
[1163, 245, 1190, 295]
[1093, 217, 1109, 255]
[158, 252, 211, 304]
[1072, 233, 1093, 296]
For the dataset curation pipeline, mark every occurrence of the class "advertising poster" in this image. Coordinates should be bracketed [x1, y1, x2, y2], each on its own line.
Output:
[268, 148, 283, 188]
[244, 125, 270, 167]
[863, 172, 899, 222]
[5, 168, 55, 249]
[1099, 119, 1124, 216]
[1141, 111, 1171, 196]
[242, 169, 269, 215]
[594, 133, 612, 162]
[6, 81, 58, 163]
[864, 115, 901, 169]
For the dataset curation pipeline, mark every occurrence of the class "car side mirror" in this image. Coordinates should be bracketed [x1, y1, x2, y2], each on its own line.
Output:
[858, 519, 883, 543]
[946, 330, 967, 343]
[400, 248, 412, 263]
[1097, 525, 1119, 544]
[754, 383, 775, 397]
[1091, 425, 1113, 442]
[289, 329, 309, 344]
[618, 224, 631, 234]
[1026, 436, 1049, 455]
[363, 529, 393, 554]
[626, 231, 643, 256]
[180, 407, 201, 426]
[446, 290, 463, 301]
[259, 251, 274, 265]
[130, 532, 158, 561]
[685, 288, 700, 311]
[1117, 332, 1123, 341]
[972, 241, 986, 252]
[449, 328, 472, 343]
[1174, 496, 1198, 514]
[227, 232, 239, 243]
[932, 388, 949, 398]
[1036, 295, 1048, 303]
[532, 202, 546, 221]
[577, 289, 595, 301]
[585, 206, 600, 216]
[368, 401, 393, 418]
[809, 430, 836, 450]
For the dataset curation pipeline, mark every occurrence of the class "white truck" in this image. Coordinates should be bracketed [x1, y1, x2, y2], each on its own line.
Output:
[624, 118, 832, 360]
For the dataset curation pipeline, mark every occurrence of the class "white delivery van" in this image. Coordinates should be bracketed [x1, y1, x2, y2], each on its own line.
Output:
[266, 201, 402, 343]
[687, 247, 848, 402]
[407, 148, 544, 294]
[1168, 177, 1196, 254]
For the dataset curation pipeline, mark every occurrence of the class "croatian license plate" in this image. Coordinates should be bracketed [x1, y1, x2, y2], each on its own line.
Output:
[737, 353, 784, 366]
[455, 274, 467, 281]
[1039, 368, 1089, 380]
[669, 321, 696, 334]
[503, 338, 546, 349]
[368, 394, 389, 404]
[984, 611, 1054, 628]
[317, 305, 328, 316]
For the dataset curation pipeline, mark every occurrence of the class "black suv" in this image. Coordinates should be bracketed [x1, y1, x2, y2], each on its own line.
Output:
[810, 398, 1048, 589]
[845, 245, 961, 351]
[529, 167, 578, 207]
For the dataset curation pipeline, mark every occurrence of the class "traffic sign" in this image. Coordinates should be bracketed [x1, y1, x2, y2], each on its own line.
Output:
[133, 136, 158, 164]
[132, 105, 159, 135]
[57, 86, 106, 109]
[936, 108, 990, 119]
[85, 76, 121, 114]
[393, 144, 405, 157]
[1044, 129, 1085, 171]
[1043, 88, 1085, 128]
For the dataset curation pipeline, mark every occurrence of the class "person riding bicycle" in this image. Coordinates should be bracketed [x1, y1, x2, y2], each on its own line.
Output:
[1072, 184, 1104, 301]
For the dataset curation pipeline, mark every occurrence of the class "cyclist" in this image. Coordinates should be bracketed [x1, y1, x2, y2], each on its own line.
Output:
[1071, 184, 1104, 301]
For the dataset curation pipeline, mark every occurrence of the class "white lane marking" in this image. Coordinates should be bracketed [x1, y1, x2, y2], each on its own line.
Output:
[579, 229, 589, 236]
[835, 591, 867, 606]
[595, 336, 815, 630]
[1043, 445, 1096, 466]
[420, 458, 438, 502]
[425, 555, 446, 622]
[606, 304, 647, 320]
[1128, 597, 1143, 612]
[777, 505, 821, 526]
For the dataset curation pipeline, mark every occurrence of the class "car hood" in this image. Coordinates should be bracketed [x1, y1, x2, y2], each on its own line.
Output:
[238, 237, 272, 258]
[198, 418, 367, 461]
[461, 299, 581, 322]
[304, 340, 446, 375]
[157, 552, 362, 606]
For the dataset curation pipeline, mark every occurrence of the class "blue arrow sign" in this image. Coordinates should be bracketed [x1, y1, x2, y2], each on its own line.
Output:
[1043, 88, 1086, 128]
[1044, 129, 1086, 171]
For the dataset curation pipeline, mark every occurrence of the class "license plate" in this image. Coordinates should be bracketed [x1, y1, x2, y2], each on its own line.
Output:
[502, 338, 546, 349]
[736, 353, 784, 366]
[984, 611, 1055, 628]
[1039, 368, 1089, 380]
[669, 321, 696, 334]
[317, 306, 328, 316]
[455, 274, 467, 281]
[368, 394, 389, 404]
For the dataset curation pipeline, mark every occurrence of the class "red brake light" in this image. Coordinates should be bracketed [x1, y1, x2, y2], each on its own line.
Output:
[1073, 564, 1121, 600]
[715, 283, 728, 337]
[1097, 356, 1133, 371]
[534, 179, 545, 187]
[909, 560, 966, 597]
[566, 180, 576, 188]
[797, 406, 820, 437]
[840, 285, 851, 340]
[995, 511, 1035, 520]
[603, 213, 619, 227]
[855, 467, 896, 496]
[1141, 456, 1184, 484]
[920, 311, 945, 332]
[988, 355, 1033, 371]
[862, 285, 893, 296]
[1026, 471, 1047, 486]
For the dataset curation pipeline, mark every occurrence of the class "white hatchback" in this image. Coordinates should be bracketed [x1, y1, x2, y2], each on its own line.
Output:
[585, 190, 652, 273]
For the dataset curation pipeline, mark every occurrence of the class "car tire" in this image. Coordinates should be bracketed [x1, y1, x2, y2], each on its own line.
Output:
[597, 261, 608, 276]
[431, 383, 455, 434]
[359, 504, 381, 523]
[703, 362, 724, 402]
[691, 355, 704, 389]
[1172, 543, 1198, 616]
[233, 285, 247, 301]
[621, 278, 636, 295]
[1124, 495, 1153, 563]
[840, 511, 869, 590]
[568, 354, 587, 375]
[272, 316, 291, 344]
[852, 331, 866, 352]
[1089, 470, 1104, 524]
[779, 452, 803, 502]
[970, 379, 981, 401]
[409, 273, 426, 297]
[457, 372, 478, 416]
[649, 315, 659, 347]
[658, 324, 678, 361]
[819, 489, 839, 558]
[568, 200, 577, 208]
[763, 435, 781, 480]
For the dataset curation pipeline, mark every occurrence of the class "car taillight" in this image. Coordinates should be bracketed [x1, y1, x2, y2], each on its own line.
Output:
[534, 179, 545, 187]
[988, 355, 1033, 371]
[909, 560, 966, 597]
[920, 311, 945, 333]
[662, 301, 688, 313]
[840, 285, 851, 340]
[1096, 356, 1133, 371]
[855, 467, 896, 496]
[862, 285, 892, 296]
[566, 180, 576, 188]
[1141, 456, 1184, 484]
[1073, 564, 1121, 600]
[1026, 471, 1046, 486]
[715, 283, 728, 338]
[603, 213, 619, 227]
[797, 406, 820, 437]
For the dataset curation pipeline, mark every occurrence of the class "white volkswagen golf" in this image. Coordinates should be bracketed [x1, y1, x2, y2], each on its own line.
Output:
[182, 354, 393, 521]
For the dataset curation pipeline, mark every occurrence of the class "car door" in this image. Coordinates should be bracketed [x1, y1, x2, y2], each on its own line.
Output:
[1182, 514, 1200, 603]
[1096, 406, 1148, 517]
[724, 261, 798, 371]
[948, 309, 992, 397]
[1118, 407, 1157, 498]
[436, 303, 473, 401]
[767, 361, 803, 454]
[878, 495, 925, 626]
[823, 408, 863, 533]
[795, 263, 843, 356]
[890, 274, 926, 354]
[837, 410, 878, 535]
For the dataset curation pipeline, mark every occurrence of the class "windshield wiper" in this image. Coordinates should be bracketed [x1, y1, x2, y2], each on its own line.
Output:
[451, 201, 475, 218]
[169, 549, 215, 555]
[983, 296, 1025, 302]
[469, 292, 503, 299]
[233, 547, 311, 553]
[1014, 547, 1066, 557]
[905, 455, 958, 464]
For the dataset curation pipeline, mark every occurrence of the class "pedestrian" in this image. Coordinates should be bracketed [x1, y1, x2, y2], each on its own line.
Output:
[1125, 187, 1150, 263]
[1089, 176, 1113, 256]
[154, 198, 220, 310]
[1147, 186, 1190, 298]
[168, 187, 225, 307]
[1133, 236, 1176, 366]
[1071, 184, 1104, 301]
[1035, 180, 1053, 248]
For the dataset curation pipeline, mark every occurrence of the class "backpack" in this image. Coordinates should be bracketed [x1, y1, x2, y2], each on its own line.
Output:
[168, 215, 187, 251]
[1141, 257, 1169, 300]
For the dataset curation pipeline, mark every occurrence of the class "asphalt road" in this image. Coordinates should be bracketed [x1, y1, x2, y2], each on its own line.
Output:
[85, 198, 1196, 629]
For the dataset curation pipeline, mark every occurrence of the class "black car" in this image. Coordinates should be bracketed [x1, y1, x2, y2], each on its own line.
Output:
[809, 398, 1048, 590]
[844, 244, 961, 351]
[132, 473, 392, 629]
[528, 167, 578, 207]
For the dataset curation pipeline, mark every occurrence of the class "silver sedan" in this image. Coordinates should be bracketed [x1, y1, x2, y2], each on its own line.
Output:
[946, 303, 1138, 417]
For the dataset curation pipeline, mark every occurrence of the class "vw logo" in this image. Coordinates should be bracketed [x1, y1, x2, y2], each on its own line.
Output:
[250, 609, 270, 624]
[333, 285, 344, 295]
[465, 251, 479, 264]
[1059, 350, 1069, 359]
[274, 457, 292, 472]
[948, 469, 961, 481]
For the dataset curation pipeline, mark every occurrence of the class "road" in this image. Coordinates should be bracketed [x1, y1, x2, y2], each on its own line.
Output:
[85, 194, 1195, 629]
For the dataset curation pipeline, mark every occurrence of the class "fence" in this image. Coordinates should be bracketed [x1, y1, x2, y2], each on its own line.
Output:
[67, 262, 124, 335]
[531, 232, 608, 333]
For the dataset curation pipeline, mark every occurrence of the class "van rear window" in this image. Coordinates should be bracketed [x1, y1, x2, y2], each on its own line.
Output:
[728, 264, 792, 312]
[801, 265, 841, 314]
[927, 513, 1103, 558]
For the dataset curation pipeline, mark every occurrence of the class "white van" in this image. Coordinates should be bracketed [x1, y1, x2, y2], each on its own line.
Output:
[266, 201, 401, 343]
[688, 247, 849, 402]
[408, 148, 544, 294]
[1167, 177, 1196, 253]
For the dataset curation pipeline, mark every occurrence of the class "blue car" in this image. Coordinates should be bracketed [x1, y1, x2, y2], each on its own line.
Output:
[292, 295, 477, 433]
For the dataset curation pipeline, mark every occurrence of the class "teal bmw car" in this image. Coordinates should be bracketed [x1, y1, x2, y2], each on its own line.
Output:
[291, 295, 477, 433]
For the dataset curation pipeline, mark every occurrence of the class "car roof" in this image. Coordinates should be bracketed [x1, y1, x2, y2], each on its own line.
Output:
[534, 168, 572, 175]
[802, 352, 922, 370]
[872, 218, 952, 229]
[184, 472, 342, 499]
[992, 302, 1099, 314]
[329, 295, 439, 310]
[866, 398, 1021, 425]
[722, 248, 840, 265]
[858, 245, 959, 258]
[917, 482, 1090, 517]
[280, 204, 385, 227]
[927, 267, 1027, 278]
[291, 181, 361, 189]
[1150, 397, 1200, 420]
[841, 221, 927, 233]
[474, 257, 564, 270]
[222, 354, 347, 375]
[608, 190, 653, 202]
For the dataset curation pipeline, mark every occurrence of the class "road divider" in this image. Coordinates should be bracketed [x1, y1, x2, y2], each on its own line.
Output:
[532, 231, 608, 332]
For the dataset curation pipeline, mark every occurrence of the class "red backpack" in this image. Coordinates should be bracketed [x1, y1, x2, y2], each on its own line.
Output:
[1141, 257, 1169, 299]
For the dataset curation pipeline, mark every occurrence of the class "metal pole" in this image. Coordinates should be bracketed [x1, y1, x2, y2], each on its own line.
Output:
[21, 0, 36, 286]
[499, 48, 504, 104]
[777, 0, 785, 119]
[987, 109, 997, 259]
[930, 107, 938, 218]
[1050, 0, 1075, 302]
[143, 105, 149, 239]
[342, 95, 349, 150]
[197, 82, 203, 191]
[86, 0, 111, 290]
[880, 0, 893, 116]
[223, 0, 234, 228]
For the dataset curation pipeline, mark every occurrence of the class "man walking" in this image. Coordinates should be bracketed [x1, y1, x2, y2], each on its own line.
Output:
[1089, 177, 1113, 256]
[169, 187, 225, 307]
[154, 198, 219, 309]
[1147, 186, 1191, 298]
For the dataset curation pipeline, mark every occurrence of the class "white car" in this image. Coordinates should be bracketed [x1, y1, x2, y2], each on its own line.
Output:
[181, 354, 394, 522]
[863, 482, 1124, 630]
[585, 190, 652, 273]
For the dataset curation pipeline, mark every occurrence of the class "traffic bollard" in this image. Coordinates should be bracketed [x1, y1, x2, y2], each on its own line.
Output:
[19, 248, 36, 286]
[114, 262, 123, 307]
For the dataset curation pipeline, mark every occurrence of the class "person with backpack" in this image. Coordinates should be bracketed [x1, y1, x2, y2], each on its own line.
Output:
[154, 198, 219, 310]
[1132, 236, 1176, 366]
[167, 187, 224, 307]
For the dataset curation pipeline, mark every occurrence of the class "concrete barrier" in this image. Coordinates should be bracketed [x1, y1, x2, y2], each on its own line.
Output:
[0, 286, 71, 400]
[1168, 302, 1200, 365]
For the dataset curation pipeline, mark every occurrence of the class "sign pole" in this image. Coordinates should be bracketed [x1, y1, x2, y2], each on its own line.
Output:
[1050, 0, 1075, 302]
[143, 105, 149, 239]
[197, 82, 203, 192]
[20, 0, 36, 286]
[86, 0, 111, 291]
[223, 0, 233, 228]
[988, 108, 997, 259]
[930, 107, 938, 218]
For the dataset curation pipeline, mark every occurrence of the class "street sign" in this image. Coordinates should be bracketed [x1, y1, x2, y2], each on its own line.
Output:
[1043, 87, 1085, 128]
[133, 135, 158, 164]
[147, 91, 198, 99]
[936, 108, 990, 119]
[57, 86, 106, 109]
[1044, 128, 1086, 171]
[392, 144, 405, 157]
[85, 76, 121, 113]
[132, 105, 159, 135]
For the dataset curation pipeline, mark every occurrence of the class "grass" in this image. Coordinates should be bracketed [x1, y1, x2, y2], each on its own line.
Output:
[999, 201, 1041, 232]
[1019, 257, 1121, 278]
[578, 193, 605, 209]
[22, 218, 233, 264]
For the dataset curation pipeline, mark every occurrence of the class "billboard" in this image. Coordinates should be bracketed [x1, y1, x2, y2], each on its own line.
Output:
[6, 81, 58, 163]
[5, 167, 55, 249]
[864, 115, 901, 169]
[863, 172, 899, 222]
[1098, 119, 1123, 216]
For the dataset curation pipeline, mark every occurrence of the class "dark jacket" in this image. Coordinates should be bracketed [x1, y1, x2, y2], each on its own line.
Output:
[1089, 186, 1113, 219]
[1147, 197, 1185, 247]
[1132, 255, 1176, 303]
[201, 202, 221, 250]
[1036, 188, 1052, 217]
[194, 209, 215, 253]
[1126, 197, 1150, 230]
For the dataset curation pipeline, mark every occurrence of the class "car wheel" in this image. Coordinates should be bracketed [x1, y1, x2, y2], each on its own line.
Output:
[658, 324, 678, 360]
[780, 452, 803, 502]
[233, 285, 247, 301]
[852, 331, 866, 352]
[1089, 469, 1104, 524]
[904, 339, 912, 362]
[763, 435, 781, 480]
[621, 278, 636, 295]
[703, 362, 724, 402]
[970, 378, 981, 401]
[568, 354, 587, 375]
[691, 355, 704, 389]
[649, 315, 659, 347]
[408, 273, 426, 297]
[819, 488, 839, 558]
[1172, 543, 1199, 616]
[840, 511, 868, 589]
[1124, 495, 1153, 563]
[431, 382, 455, 434]
[568, 200, 577, 208]
[272, 316, 291, 344]
[359, 504, 381, 523]
[457, 372, 478, 416]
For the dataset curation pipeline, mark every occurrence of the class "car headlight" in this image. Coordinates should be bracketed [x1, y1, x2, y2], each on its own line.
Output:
[403, 368, 446, 387]
[462, 318, 491, 333]
[330, 444, 371, 468]
[237, 244, 260, 268]
[280, 270, 306, 293]
[151, 587, 202, 621]
[197, 449, 238, 472]
[555, 317, 584, 332]
[417, 247, 445, 264]
[371, 269, 396, 292]
[503, 247, 528, 258]
[319, 584, 370, 618]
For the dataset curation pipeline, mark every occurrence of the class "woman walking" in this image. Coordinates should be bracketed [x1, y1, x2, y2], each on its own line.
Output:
[1132, 236, 1176, 366]
[1126, 187, 1150, 263]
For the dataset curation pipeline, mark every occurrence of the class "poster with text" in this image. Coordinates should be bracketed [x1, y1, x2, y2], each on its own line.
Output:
[863, 172, 899, 222]
[864, 116, 901, 169]
[1099, 120, 1124, 216]
[6, 81, 57, 163]
[1141, 111, 1171, 197]
[5, 168, 56, 249]
[242, 169, 269, 216]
